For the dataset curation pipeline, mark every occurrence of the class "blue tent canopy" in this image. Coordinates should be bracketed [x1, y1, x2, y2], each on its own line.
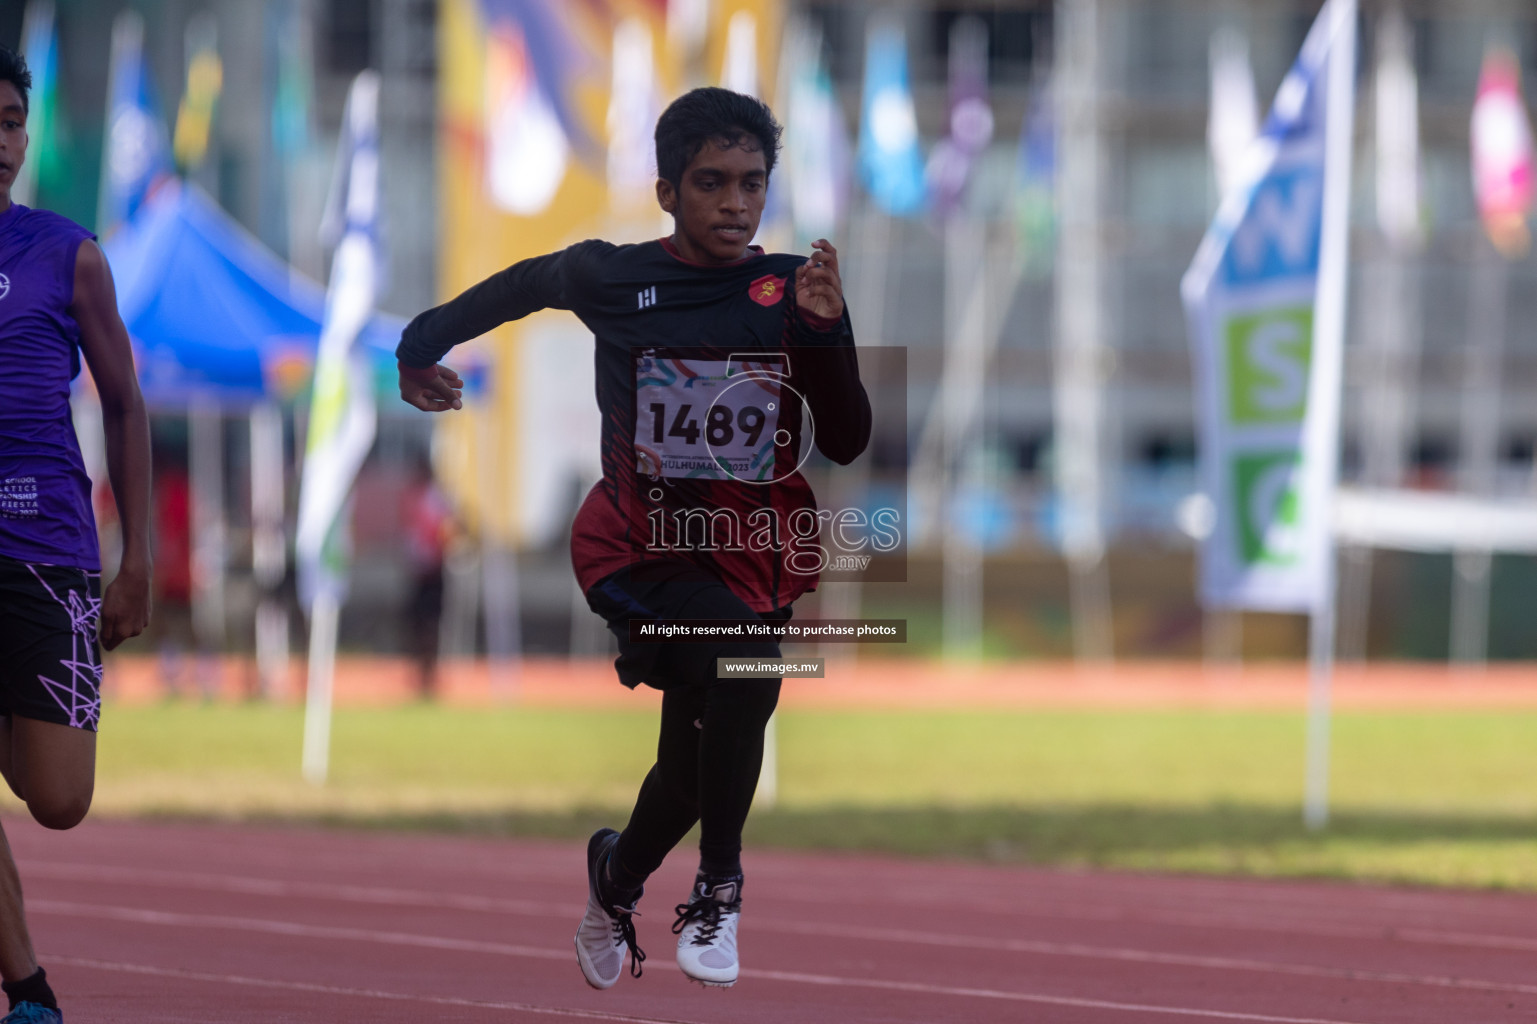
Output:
[104, 181, 407, 409]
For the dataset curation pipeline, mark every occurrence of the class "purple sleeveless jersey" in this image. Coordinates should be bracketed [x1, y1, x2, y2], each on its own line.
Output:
[0, 203, 100, 570]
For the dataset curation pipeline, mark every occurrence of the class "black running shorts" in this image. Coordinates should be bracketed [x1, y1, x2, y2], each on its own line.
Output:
[0, 554, 103, 731]
[586, 561, 791, 690]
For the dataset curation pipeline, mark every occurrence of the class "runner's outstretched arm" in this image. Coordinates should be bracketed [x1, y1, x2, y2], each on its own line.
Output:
[396, 245, 593, 413]
[72, 241, 152, 650]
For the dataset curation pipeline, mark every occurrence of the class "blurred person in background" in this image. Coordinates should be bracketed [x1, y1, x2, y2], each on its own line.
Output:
[402, 453, 454, 699]
[0, 47, 151, 1023]
[397, 87, 868, 991]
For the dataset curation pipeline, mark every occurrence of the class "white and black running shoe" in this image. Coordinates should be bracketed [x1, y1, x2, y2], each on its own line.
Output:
[673, 874, 742, 987]
[574, 828, 645, 989]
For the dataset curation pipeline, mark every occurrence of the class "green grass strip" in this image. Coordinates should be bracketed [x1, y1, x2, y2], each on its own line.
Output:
[48, 702, 1537, 890]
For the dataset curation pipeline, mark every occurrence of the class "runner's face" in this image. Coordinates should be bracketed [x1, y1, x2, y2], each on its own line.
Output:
[0, 82, 26, 208]
[658, 138, 767, 264]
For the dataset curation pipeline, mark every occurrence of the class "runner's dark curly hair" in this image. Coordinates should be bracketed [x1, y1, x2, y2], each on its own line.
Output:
[0, 47, 31, 114]
[654, 87, 781, 187]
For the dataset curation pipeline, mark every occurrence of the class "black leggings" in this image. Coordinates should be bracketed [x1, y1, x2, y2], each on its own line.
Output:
[615, 674, 780, 880]
[586, 564, 786, 881]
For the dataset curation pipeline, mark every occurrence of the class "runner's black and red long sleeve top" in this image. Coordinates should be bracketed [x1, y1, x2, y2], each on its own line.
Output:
[397, 237, 870, 612]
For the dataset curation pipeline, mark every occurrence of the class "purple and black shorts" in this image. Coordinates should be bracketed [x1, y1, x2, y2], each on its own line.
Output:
[0, 553, 102, 731]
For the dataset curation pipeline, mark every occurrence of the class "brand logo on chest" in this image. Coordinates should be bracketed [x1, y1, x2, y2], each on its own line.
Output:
[749, 274, 786, 307]
[0, 273, 9, 301]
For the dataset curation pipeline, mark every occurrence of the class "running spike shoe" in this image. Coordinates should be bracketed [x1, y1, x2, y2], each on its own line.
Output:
[574, 828, 645, 989]
[673, 874, 742, 987]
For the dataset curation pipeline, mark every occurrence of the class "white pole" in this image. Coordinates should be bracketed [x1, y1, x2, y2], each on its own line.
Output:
[940, 215, 990, 660]
[302, 588, 338, 784]
[1302, 0, 1358, 832]
[757, 713, 778, 809]
[1303, 565, 1337, 829]
[475, 407, 521, 693]
[1055, 0, 1114, 663]
[1451, 249, 1506, 667]
[189, 399, 227, 666]
[250, 402, 288, 698]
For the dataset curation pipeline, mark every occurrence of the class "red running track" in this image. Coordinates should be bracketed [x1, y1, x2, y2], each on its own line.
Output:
[6, 816, 1535, 1023]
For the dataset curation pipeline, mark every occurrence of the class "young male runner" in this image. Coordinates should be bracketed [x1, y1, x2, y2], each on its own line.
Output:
[0, 48, 153, 1023]
[398, 87, 869, 989]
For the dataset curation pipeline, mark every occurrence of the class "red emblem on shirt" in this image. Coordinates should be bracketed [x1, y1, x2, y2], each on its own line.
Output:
[749, 274, 786, 306]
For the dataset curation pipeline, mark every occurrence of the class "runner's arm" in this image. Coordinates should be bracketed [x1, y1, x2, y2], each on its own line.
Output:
[789, 240, 870, 465]
[72, 240, 153, 650]
[396, 243, 598, 413]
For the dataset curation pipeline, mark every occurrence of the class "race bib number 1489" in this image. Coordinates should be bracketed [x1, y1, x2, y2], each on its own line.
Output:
[635, 356, 784, 482]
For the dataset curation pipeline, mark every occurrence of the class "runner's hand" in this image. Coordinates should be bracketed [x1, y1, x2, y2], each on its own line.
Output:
[99, 561, 151, 651]
[794, 239, 844, 321]
[399, 361, 464, 412]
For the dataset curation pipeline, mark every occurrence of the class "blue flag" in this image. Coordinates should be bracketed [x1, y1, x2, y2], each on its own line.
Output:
[98, 11, 172, 235]
[858, 17, 926, 217]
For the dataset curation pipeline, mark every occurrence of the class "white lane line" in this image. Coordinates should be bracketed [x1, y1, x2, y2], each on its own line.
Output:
[32, 860, 1537, 958]
[759, 920, 1537, 997]
[47, 954, 703, 1024]
[737, 968, 1378, 1024]
[43, 946, 1378, 1024]
[26, 863, 1537, 984]
[759, 878, 1537, 934]
[28, 900, 1524, 1017]
[21, 862, 570, 917]
[31, 900, 570, 962]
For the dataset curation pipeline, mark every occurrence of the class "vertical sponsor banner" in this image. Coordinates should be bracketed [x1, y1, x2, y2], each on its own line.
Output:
[1181, 0, 1357, 615]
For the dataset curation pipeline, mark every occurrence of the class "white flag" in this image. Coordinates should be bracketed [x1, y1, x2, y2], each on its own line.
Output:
[1182, 0, 1357, 614]
[296, 71, 381, 608]
[1207, 27, 1259, 200]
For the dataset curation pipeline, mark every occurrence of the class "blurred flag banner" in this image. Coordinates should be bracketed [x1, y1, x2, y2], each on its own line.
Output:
[14, 0, 57, 208]
[484, 16, 570, 215]
[606, 17, 660, 215]
[98, 10, 173, 235]
[1181, 0, 1357, 613]
[1471, 46, 1535, 258]
[1012, 72, 1055, 275]
[1207, 26, 1259, 201]
[858, 15, 926, 217]
[173, 13, 222, 173]
[781, 17, 850, 246]
[1375, 8, 1422, 249]
[296, 71, 382, 608]
[925, 16, 992, 219]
